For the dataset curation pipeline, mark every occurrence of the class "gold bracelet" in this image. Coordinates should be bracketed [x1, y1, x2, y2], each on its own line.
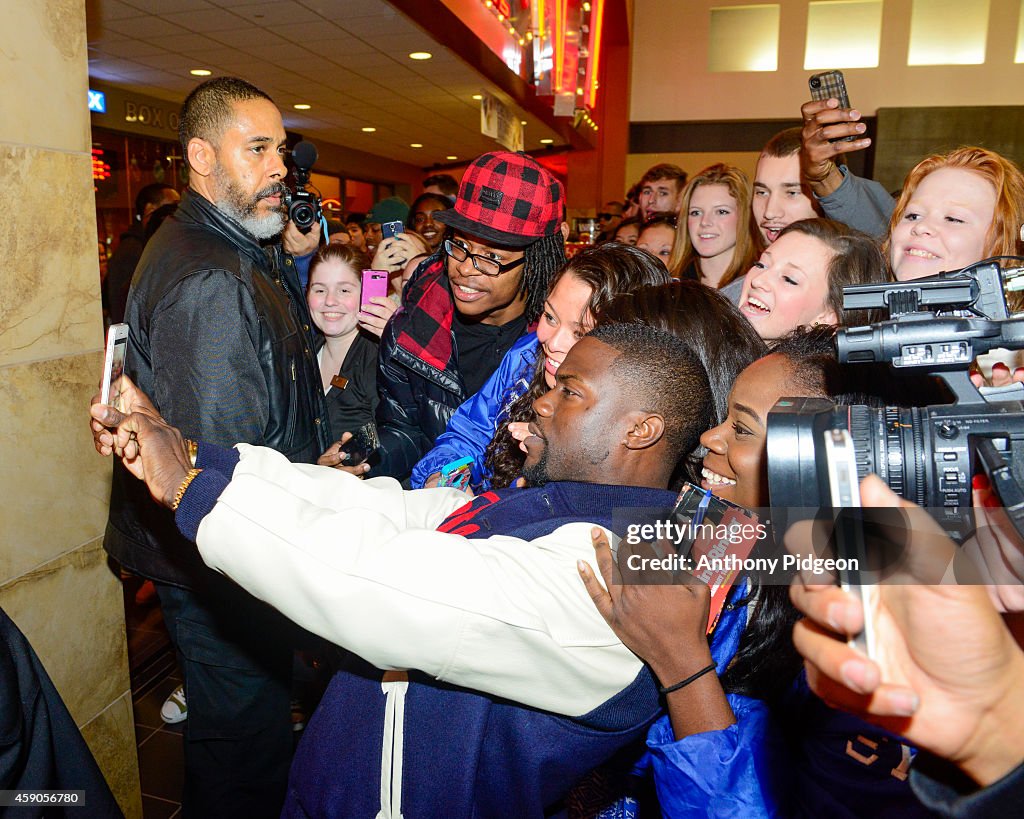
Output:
[184, 438, 198, 468]
[805, 160, 838, 185]
[171, 468, 203, 511]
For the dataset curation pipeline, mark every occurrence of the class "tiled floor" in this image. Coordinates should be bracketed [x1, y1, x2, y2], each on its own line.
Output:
[122, 577, 318, 818]
[123, 577, 184, 818]
[134, 675, 184, 818]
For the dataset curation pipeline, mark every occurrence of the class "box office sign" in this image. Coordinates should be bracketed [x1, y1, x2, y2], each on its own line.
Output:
[124, 101, 180, 133]
[89, 81, 181, 140]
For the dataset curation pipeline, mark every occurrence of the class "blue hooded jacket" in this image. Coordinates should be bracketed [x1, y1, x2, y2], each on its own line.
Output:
[411, 331, 539, 490]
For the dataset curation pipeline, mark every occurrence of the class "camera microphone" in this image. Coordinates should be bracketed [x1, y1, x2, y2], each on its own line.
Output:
[292, 141, 318, 174]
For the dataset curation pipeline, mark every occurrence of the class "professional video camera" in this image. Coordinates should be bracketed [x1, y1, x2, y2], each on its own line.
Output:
[767, 257, 1024, 543]
[286, 141, 322, 234]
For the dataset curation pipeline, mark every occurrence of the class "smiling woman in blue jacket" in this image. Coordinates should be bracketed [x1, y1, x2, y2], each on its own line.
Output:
[411, 243, 670, 491]
[579, 329, 931, 818]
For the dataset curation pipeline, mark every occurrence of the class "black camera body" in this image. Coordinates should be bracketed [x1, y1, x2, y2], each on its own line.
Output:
[767, 258, 1024, 542]
[286, 141, 322, 234]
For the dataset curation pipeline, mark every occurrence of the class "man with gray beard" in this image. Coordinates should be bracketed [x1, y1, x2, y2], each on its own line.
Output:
[103, 77, 330, 818]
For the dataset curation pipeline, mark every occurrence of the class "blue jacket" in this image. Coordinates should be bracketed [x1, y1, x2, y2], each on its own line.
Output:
[646, 674, 930, 818]
[281, 481, 748, 819]
[410, 331, 539, 490]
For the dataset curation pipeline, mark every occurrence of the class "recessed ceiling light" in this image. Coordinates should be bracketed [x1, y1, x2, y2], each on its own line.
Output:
[362, 127, 376, 133]
[540, 138, 554, 145]
[446, 155, 458, 161]
[521, 120, 527, 125]
[410, 143, 423, 148]
[190, 69, 212, 76]
[293, 103, 311, 110]
[409, 51, 433, 61]
[472, 94, 483, 100]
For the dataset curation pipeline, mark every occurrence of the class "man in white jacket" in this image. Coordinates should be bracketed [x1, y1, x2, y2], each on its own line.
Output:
[91, 322, 726, 817]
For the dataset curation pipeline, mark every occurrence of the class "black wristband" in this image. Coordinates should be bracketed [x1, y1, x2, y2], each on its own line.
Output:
[658, 661, 717, 695]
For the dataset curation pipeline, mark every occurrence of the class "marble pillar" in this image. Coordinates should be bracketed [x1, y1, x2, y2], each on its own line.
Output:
[0, 1, 142, 816]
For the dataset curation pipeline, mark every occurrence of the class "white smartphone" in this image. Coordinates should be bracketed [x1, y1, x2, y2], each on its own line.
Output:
[101, 323, 129, 411]
[824, 428, 878, 658]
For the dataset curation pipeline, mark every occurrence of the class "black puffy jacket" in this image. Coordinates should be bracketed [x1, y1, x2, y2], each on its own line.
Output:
[104, 190, 330, 589]
[373, 253, 468, 482]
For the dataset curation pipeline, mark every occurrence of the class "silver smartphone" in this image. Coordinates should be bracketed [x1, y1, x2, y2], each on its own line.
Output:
[101, 323, 129, 411]
[824, 428, 878, 658]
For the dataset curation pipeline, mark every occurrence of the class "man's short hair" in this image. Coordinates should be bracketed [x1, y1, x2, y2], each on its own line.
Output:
[178, 77, 274, 155]
[639, 163, 687, 189]
[422, 173, 459, 197]
[134, 183, 176, 220]
[761, 127, 802, 159]
[587, 322, 712, 462]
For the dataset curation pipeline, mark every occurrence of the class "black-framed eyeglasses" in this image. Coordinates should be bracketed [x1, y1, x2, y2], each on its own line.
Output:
[444, 238, 525, 277]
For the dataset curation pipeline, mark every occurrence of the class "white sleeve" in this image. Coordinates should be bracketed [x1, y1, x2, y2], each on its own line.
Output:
[196, 445, 643, 716]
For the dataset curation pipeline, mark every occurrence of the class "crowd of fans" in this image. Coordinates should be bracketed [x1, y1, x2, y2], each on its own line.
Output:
[82, 75, 1024, 818]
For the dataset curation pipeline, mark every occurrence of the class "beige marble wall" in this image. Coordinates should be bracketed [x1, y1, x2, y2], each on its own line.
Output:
[0, 2, 142, 817]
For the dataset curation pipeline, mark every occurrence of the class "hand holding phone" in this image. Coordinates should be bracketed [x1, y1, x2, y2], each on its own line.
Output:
[101, 323, 129, 412]
[339, 425, 381, 468]
[437, 455, 473, 491]
[800, 70, 870, 196]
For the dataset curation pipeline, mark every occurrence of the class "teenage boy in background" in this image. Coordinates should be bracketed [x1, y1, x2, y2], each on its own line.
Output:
[638, 163, 688, 221]
[721, 128, 821, 304]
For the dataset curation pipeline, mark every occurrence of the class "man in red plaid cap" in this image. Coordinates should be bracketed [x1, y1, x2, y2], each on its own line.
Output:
[346, 151, 566, 483]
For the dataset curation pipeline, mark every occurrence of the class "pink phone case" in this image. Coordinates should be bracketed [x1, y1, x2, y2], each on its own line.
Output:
[361, 270, 389, 308]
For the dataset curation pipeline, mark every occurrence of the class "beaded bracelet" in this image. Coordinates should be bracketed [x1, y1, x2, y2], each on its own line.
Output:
[658, 661, 717, 695]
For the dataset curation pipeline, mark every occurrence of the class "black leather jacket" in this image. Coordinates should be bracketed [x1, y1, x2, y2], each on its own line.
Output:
[104, 190, 330, 589]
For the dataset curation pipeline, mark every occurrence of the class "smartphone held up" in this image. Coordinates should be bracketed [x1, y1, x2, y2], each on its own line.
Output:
[360, 270, 389, 310]
[101, 323, 129, 412]
[808, 70, 857, 142]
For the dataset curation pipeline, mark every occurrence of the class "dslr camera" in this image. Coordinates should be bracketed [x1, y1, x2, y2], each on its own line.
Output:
[767, 257, 1024, 543]
[286, 141, 322, 234]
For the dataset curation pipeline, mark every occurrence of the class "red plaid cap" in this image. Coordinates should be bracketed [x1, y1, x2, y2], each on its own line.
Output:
[433, 152, 564, 248]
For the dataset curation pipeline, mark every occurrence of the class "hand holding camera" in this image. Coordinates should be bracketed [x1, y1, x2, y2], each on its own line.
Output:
[790, 476, 1024, 789]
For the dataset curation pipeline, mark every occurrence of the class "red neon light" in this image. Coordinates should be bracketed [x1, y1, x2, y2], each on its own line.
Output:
[552, 0, 566, 94]
[585, 0, 604, 109]
[495, 0, 511, 15]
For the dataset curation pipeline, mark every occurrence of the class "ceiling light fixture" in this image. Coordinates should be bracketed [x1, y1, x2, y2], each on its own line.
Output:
[362, 127, 377, 133]
[410, 143, 423, 148]
[540, 138, 554, 145]
[190, 69, 212, 76]
[472, 94, 483, 100]
[446, 155, 458, 160]
[409, 51, 433, 60]
[293, 103, 311, 110]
